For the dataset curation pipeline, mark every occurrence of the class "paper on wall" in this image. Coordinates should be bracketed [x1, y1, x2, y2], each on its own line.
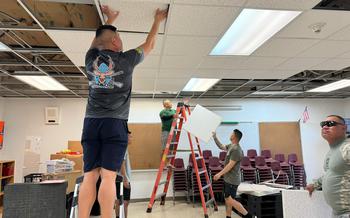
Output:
[182, 104, 222, 143]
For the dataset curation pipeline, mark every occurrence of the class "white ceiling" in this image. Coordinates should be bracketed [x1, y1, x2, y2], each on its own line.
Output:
[44, 0, 350, 93]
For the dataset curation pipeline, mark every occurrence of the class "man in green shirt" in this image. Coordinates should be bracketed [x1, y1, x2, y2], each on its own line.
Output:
[213, 129, 251, 218]
[306, 115, 350, 218]
[159, 99, 176, 152]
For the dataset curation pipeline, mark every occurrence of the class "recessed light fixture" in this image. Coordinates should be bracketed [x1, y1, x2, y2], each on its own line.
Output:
[182, 78, 220, 92]
[14, 75, 68, 91]
[210, 8, 302, 56]
[307, 79, 350, 92]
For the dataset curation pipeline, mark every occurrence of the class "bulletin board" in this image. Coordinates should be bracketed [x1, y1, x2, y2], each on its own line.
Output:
[259, 122, 303, 163]
[128, 123, 162, 170]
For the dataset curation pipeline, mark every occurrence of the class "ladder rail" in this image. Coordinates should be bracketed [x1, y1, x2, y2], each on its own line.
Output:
[161, 113, 185, 199]
[185, 106, 218, 213]
[147, 105, 182, 211]
[147, 102, 218, 217]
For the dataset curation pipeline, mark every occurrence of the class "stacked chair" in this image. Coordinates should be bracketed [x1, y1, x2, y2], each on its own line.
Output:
[219, 151, 227, 167]
[240, 156, 257, 183]
[203, 150, 213, 169]
[274, 153, 292, 184]
[261, 149, 274, 167]
[247, 149, 257, 167]
[188, 159, 207, 206]
[208, 157, 224, 201]
[255, 156, 273, 183]
[172, 158, 188, 204]
[270, 161, 289, 185]
[288, 153, 306, 188]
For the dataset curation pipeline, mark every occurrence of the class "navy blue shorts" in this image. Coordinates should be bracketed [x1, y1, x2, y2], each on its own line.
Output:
[224, 182, 238, 199]
[81, 118, 128, 172]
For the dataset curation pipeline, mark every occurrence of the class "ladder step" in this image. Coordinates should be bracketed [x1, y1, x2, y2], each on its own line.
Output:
[202, 183, 211, 191]
[195, 156, 203, 160]
[174, 129, 181, 132]
[205, 198, 215, 206]
[170, 142, 178, 145]
[198, 170, 207, 175]
[159, 180, 167, 186]
[167, 154, 175, 159]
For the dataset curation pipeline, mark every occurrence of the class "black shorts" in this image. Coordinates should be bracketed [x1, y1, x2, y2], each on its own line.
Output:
[224, 182, 238, 199]
[81, 118, 128, 172]
[116, 182, 131, 201]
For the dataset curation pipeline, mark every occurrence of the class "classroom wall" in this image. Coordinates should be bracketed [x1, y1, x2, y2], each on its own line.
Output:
[0, 97, 347, 199]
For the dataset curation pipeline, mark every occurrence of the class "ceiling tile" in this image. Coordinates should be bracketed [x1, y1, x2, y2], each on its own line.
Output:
[276, 57, 326, 70]
[138, 55, 160, 68]
[101, 0, 167, 33]
[253, 38, 320, 57]
[65, 52, 85, 67]
[340, 51, 350, 58]
[157, 69, 193, 79]
[328, 25, 350, 41]
[276, 10, 350, 39]
[167, 4, 241, 36]
[120, 33, 163, 55]
[173, 0, 246, 6]
[198, 56, 248, 69]
[133, 69, 158, 79]
[160, 55, 203, 69]
[242, 57, 288, 69]
[46, 30, 93, 53]
[297, 40, 350, 58]
[155, 78, 189, 92]
[163, 36, 217, 56]
[312, 58, 350, 70]
[245, 0, 321, 10]
[132, 78, 155, 92]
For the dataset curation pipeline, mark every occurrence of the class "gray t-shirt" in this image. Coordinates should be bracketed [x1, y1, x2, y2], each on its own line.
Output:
[85, 48, 144, 119]
[224, 143, 244, 185]
[314, 138, 350, 215]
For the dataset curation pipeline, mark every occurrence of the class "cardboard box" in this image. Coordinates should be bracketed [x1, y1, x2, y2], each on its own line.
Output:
[50, 154, 83, 171]
[68, 141, 83, 153]
[43, 170, 83, 193]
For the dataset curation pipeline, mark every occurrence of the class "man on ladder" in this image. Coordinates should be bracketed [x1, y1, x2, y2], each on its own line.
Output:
[147, 102, 218, 218]
[212, 130, 252, 218]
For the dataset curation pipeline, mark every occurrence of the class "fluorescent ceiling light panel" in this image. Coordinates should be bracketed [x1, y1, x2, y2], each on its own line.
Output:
[307, 79, 350, 92]
[0, 42, 10, 51]
[14, 75, 68, 91]
[210, 9, 302, 56]
[182, 78, 220, 92]
[252, 91, 303, 95]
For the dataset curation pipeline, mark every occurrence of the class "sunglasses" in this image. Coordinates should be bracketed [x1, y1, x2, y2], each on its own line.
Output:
[320, 120, 345, 128]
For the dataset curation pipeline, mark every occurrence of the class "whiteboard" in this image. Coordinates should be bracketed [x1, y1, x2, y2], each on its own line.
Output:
[282, 190, 332, 218]
[182, 104, 222, 143]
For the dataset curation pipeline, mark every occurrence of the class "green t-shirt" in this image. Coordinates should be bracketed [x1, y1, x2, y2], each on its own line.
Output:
[159, 108, 176, 131]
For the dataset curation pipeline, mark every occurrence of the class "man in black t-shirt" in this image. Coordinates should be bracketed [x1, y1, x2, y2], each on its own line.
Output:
[78, 6, 167, 218]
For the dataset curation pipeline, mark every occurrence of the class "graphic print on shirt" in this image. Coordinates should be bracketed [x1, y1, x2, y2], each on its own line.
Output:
[87, 55, 124, 89]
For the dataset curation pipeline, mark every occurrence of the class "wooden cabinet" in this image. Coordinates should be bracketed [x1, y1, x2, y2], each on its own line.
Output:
[0, 160, 15, 209]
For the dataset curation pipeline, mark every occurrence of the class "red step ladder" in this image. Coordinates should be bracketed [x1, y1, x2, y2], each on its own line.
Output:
[146, 102, 218, 218]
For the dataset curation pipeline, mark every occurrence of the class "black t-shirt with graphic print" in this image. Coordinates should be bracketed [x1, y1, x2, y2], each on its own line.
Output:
[85, 48, 144, 120]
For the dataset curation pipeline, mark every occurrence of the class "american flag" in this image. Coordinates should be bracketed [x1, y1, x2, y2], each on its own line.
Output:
[302, 106, 310, 123]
